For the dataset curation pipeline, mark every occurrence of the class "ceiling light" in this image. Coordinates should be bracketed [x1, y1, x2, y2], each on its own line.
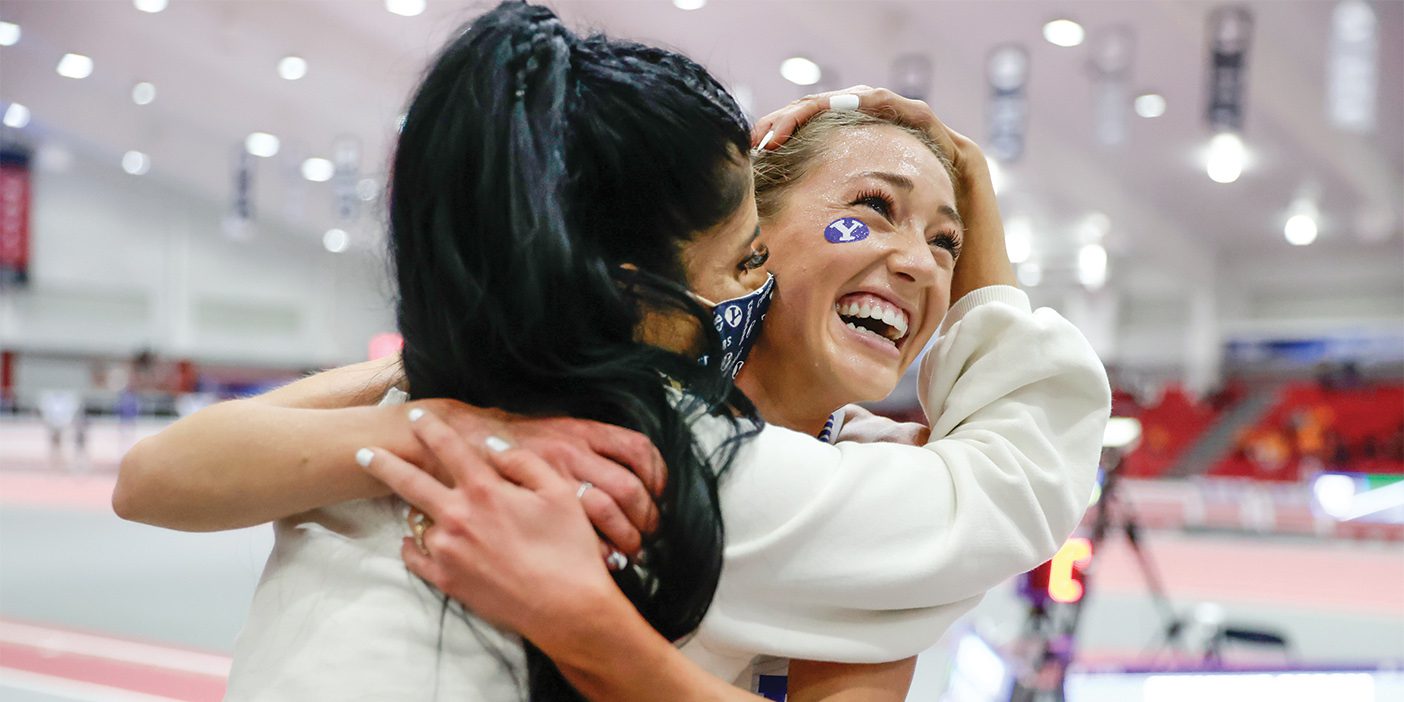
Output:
[1205, 132, 1245, 184]
[356, 178, 380, 201]
[1077, 243, 1108, 290]
[0, 21, 19, 46]
[780, 57, 822, 86]
[1134, 93, 1166, 118]
[277, 56, 307, 81]
[1005, 216, 1033, 263]
[323, 228, 350, 253]
[301, 157, 335, 182]
[57, 53, 94, 79]
[3, 103, 30, 128]
[673, 0, 706, 9]
[134, 0, 168, 12]
[1284, 213, 1318, 246]
[385, 0, 426, 17]
[1043, 19, 1085, 48]
[131, 82, 157, 105]
[1017, 262, 1042, 287]
[122, 150, 150, 175]
[245, 132, 280, 158]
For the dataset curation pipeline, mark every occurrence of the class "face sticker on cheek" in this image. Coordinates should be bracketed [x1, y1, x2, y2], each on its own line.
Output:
[824, 217, 870, 244]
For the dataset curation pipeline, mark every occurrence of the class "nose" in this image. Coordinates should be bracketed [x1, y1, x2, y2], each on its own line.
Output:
[885, 227, 939, 288]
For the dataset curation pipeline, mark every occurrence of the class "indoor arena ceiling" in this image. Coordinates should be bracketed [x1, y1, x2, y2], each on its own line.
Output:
[1, 0, 1400, 294]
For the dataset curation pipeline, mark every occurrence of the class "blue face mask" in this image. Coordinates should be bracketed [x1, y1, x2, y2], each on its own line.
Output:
[697, 273, 776, 380]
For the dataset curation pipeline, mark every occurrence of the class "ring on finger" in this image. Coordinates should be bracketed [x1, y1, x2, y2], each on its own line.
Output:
[576, 481, 594, 500]
[408, 507, 434, 556]
[829, 94, 861, 112]
[606, 550, 629, 572]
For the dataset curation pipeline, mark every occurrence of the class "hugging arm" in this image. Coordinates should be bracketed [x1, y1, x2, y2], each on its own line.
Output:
[112, 355, 664, 554]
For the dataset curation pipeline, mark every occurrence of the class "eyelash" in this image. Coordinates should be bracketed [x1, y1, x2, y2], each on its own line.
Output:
[739, 244, 770, 271]
[854, 189, 961, 258]
[853, 190, 895, 219]
[929, 232, 962, 259]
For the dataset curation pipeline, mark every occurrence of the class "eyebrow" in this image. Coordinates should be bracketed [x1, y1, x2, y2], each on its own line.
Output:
[855, 171, 965, 232]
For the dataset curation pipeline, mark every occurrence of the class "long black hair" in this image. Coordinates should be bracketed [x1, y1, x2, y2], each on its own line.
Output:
[389, 2, 756, 699]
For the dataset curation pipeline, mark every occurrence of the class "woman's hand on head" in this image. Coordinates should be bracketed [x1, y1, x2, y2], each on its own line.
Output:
[357, 409, 622, 648]
[751, 85, 987, 186]
[406, 399, 663, 558]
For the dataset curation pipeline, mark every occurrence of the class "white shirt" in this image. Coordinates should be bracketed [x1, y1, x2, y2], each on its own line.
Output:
[225, 285, 1109, 698]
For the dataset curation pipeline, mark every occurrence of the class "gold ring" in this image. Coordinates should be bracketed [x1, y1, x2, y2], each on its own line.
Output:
[408, 507, 434, 556]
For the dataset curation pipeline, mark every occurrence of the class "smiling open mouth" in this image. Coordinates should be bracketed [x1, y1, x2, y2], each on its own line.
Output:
[835, 292, 910, 346]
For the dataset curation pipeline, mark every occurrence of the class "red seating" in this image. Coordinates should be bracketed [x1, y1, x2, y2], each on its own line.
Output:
[1210, 383, 1404, 482]
[1120, 385, 1222, 479]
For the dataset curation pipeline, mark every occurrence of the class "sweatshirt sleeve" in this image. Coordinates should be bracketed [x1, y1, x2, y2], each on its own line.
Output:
[693, 286, 1111, 664]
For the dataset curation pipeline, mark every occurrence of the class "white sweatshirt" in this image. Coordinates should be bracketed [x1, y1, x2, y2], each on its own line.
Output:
[679, 285, 1109, 682]
[224, 286, 1109, 698]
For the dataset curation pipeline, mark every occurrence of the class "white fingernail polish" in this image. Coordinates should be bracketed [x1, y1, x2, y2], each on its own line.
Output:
[829, 93, 861, 111]
[754, 130, 774, 152]
[355, 448, 374, 468]
[485, 435, 511, 453]
[407, 408, 424, 422]
[607, 550, 628, 571]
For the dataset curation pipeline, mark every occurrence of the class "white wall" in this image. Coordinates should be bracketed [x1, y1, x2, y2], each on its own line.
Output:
[0, 147, 395, 395]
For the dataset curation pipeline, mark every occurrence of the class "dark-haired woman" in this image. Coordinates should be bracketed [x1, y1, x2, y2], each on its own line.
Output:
[115, 4, 1110, 701]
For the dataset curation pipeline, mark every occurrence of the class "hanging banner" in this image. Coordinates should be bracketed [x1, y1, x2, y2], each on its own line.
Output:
[0, 148, 31, 288]
[1327, 0, 1378, 133]
[1090, 26, 1135, 147]
[333, 135, 361, 224]
[223, 148, 255, 240]
[986, 44, 1030, 163]
[1205, 6, 1253, 131]
[891, 54, 933, 101]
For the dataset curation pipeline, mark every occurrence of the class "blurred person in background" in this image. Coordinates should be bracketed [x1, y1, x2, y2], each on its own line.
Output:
[115, 2, 1109, 700]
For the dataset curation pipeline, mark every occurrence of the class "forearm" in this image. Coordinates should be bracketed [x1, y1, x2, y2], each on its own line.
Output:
[787, 658, 916, 702]
[950, 158, 1017, 302]
[542, 590, 766, 702]
[114, 400, 419, 531]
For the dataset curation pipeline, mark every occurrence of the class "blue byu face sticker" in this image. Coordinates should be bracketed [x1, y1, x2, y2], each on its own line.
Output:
[824, 217, 870, 244]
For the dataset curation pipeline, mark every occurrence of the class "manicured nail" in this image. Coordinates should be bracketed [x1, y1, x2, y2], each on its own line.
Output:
[355, 448, 375, 468]
[754, 130, 774, 152]
[607, 550, 628, 571]
[484, 435, 511, 453]
[407, 408, 425, 422]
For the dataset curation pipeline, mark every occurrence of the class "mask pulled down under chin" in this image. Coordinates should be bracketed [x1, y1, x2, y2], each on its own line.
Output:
[698, 273, 776, 380]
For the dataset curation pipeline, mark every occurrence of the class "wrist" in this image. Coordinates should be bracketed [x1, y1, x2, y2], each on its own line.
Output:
[530, 581, 640, 669]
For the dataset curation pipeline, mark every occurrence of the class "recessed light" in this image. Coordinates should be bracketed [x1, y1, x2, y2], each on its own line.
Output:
[122, 150, 150, 175]
[57, 53, 94, 79]
[1077, 244, 1108, 290]
[278, 56, 307, 81]
[673, 0, 706, 9]
[134, 0, 168, 13]
[1134, 93, 1166, 118]
[1284, 214, 1318, 246]
[245, 132, 280, 158]
[0, 22, 20, 47]
[301, 157, 335, 182]
[323, 228, 350, 253]
[132, 82, 157, 105]
[1205, 132, 1246, 184]
[780, 57, 821, 86]
[1043, 19, 1085, 48]
[385, 0, 426, 17]
[3, 103, 30, 128]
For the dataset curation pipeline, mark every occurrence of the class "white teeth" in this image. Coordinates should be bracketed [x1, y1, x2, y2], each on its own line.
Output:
[836, 295, 912, 343]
